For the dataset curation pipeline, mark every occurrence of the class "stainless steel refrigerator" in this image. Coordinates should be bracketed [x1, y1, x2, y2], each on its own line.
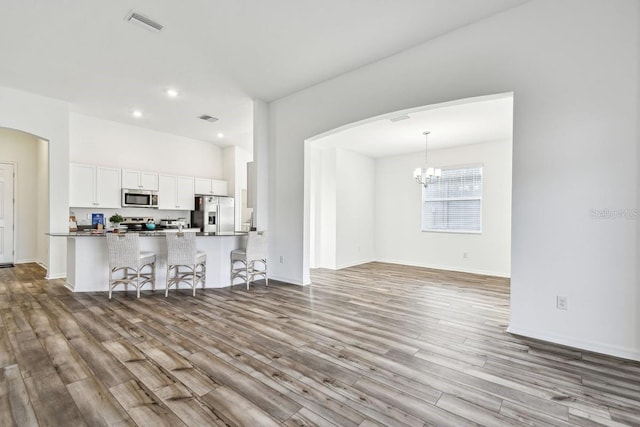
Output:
[191, 196, 235, 233]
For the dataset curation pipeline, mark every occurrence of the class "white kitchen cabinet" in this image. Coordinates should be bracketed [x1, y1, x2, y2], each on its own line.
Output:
[122, 169, 159, 191]
[70, 164, 121, 208]
[211, 180, 228, 196]
[194, 178, 228, 196]
[159, 174, 194, 210]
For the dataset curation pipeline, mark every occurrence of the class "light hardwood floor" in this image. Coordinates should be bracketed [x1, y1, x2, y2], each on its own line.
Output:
[1, 262, 639, 426]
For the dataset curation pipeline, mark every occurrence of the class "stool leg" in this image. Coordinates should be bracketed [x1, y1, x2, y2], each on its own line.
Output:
[165, 265, 171, 297]
[151, 262, 156, 292]
[246, 260, 251, 290]
[202, 262, 206, 292]
[109, 268, 113, 299]
[192, 264, 197, 297]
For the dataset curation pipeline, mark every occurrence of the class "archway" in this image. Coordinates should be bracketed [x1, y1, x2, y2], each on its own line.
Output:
[0, 127, 49, 268]
[304, 93, 513, 279]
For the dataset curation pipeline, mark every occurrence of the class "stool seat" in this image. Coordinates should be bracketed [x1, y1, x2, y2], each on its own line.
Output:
[165, 232, 207, 297]
[106, 233, 156, 299]
[230, 248, 245, 259]
[140, 251, 156, 264]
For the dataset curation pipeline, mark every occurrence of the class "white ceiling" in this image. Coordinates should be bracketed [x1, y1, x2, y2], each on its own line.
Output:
[312, 95, 513, 158]
[0, 1, 527, 152]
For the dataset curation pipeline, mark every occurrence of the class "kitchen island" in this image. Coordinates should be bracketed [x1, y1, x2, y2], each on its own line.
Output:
[49, 231, 247, 293]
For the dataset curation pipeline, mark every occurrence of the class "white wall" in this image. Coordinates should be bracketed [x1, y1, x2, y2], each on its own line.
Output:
[70, 113, 224, 179]
[316, 148, 336, 268]
[375, 140, 511, 277]
[308, 146, 320, 268]
[310, 147, 376, 270]
[36, 139, 49, 266]
[336, 148, 375, 269]
[233, 146, 253, 229]
[253, 100, 269, 231]
[0, 87, 69, 278]
[222, 146, 235, 193]
[0, 129, 38, 263]
[269, 0, 640, 360]
[222, 145, 253, 230]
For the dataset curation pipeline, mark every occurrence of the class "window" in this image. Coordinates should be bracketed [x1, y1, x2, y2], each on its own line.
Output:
[422, 165, 482, 233]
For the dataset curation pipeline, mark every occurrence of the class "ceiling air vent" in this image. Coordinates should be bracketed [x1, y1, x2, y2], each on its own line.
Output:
[125, 11, 164, 33]
[199, 115, 219, 123]
[389, 115, 410, 123]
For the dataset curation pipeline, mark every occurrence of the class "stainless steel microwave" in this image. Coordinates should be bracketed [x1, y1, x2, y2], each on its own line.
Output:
[122, 189, 158, 208]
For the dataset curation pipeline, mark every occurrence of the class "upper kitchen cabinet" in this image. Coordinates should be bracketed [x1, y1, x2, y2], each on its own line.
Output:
[70, 164, 121, 208]
[158, 174, 195, 210]
[194, 178, 228, 196]
[122, 169, 159, 191]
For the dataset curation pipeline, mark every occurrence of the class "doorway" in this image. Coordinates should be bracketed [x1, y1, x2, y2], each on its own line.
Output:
[305, 93, 513, 277]
[0, 128, 50, 268]
[0, 162, 15, 266]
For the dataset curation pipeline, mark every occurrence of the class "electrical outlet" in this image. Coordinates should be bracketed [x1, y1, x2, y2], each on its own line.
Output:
[463, 252, 468, 259]
[279, 255, 284, 264]
[556, 296, 568, 310]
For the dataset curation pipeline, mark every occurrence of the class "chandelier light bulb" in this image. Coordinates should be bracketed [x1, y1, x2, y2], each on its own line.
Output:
[414, 131, 441, 188]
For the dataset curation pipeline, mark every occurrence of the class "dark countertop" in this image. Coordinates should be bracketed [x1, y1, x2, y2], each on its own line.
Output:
[48, 231, 248, 237]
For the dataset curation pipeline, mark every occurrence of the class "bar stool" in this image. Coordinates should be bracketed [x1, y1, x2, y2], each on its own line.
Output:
[106, 233, 156, 299]
[230, 230, 268, 290]
[165, 232, 207, 296]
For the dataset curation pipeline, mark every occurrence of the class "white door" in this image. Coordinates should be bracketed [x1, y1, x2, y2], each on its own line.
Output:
[0, 163, 15, 265]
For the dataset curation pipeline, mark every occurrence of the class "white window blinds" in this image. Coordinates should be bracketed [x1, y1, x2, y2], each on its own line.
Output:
[422, 165, 482, 233]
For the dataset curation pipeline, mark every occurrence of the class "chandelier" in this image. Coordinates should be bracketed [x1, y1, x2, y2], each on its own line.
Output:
[413, 131, 441, 187]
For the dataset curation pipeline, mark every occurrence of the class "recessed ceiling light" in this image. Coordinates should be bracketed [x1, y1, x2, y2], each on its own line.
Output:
[166, 88, 179, 98]
[217, 133, 224, 139]
[132, 110, 143, 118]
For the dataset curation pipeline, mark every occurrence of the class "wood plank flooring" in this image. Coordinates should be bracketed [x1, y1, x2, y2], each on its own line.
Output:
[1, 262, 639, 426]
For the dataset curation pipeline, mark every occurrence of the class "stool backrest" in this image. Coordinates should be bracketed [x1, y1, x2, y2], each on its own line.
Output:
[246, 231, 267, 261]
[106, 233, 141, 269]
[166, 232, 197, 265]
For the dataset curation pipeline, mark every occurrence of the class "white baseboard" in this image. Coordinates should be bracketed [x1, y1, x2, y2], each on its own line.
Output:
[334, 258, 376, 270]
[15, 259, 65, 280]
[267, 274, 308, 286]
[507, 324, 640, 362]
[375, 257, 510, 278]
